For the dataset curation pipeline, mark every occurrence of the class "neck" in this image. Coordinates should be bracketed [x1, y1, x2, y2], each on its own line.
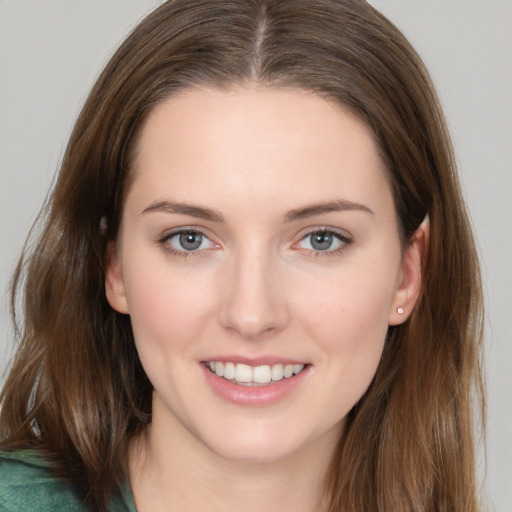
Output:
[129, 408, 339, 512]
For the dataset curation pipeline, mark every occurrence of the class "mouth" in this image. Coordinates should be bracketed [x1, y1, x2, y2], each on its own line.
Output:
[204, 361, 307, 387]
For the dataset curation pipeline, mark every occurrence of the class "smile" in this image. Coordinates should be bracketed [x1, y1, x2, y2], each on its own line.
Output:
[206, 361, 306, 386]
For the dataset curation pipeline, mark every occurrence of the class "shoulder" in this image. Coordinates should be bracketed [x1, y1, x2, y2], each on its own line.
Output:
[0, 450, 88, 511]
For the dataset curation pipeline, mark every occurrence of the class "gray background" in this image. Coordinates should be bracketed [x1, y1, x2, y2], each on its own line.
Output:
[1, 1, 510, 510]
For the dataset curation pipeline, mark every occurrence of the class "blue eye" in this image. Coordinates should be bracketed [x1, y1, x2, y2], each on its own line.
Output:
[297, 230, 350, 252]
[164, 230, 213, 252]
[309, 231, 336, 251]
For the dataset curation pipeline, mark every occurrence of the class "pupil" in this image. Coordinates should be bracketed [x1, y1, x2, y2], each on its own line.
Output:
[311, 232, 333, 250]
[179, 232, 202, 250]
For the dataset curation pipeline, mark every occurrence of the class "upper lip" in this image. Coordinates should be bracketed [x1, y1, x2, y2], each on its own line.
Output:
[202, 355, 309, 366]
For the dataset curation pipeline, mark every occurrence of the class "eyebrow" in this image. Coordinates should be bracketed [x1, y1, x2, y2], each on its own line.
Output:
[283, 200, 374, 222]
[141, 199, 373, 223]
[141, 201, 224, 222]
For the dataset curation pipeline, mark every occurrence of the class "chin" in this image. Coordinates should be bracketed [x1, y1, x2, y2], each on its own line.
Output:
[207, 437, 302, 464]
[195, 418, 336, 466]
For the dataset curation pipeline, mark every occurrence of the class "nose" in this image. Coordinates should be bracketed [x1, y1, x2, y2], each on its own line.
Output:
[218, 247, 290, 340]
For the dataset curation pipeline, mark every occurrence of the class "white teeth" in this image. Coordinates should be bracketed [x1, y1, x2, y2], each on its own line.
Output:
[215, 362, 224, 377]
[234, 364, 253, 383]
[223, 362, 235, 380]
[271, 364, 284, 381]
[207, 361, 306, 384]
[293, 364, 305, 375]
[283, 364, 294, 378]
[253, 365, 272, 384]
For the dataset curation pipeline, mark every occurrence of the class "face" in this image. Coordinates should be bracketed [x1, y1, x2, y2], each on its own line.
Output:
[106, 87, 423, 463]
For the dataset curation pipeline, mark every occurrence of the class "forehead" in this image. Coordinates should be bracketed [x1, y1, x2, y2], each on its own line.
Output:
[127, 86, 393, 218]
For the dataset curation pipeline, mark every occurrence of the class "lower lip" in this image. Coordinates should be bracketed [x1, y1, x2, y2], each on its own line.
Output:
[201, 364, 310, 406]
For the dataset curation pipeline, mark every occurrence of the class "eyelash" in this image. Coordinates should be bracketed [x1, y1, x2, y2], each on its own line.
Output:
[157, 228, 216, 259]
[293, 228, 353, 259]
[157, 227, 353, 260]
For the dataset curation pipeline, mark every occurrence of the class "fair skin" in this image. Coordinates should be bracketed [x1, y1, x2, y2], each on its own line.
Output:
[106, 86, 426, 511]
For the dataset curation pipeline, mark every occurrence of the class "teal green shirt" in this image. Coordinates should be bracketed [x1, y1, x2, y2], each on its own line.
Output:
[0, 450, 136, 511]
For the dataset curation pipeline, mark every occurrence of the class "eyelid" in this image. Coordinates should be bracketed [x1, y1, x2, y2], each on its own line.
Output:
[157, 226, 221, 256]
[156, 225, 352, 260]
[291, 226, 353, 255]
[293, 226, 353, 244]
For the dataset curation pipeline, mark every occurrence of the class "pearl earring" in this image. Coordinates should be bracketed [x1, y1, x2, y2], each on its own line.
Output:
[397, 307, 404, 315]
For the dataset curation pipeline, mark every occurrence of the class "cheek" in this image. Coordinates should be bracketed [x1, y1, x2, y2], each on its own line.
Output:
[123, 266, 219, 403]
[122, 258, 217, 352]
[298, 264, 395, 342]
[294, 260, 397, 391]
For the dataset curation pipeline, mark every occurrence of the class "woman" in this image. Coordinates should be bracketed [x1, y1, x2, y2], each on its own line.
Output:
[0, 1, 484, 511]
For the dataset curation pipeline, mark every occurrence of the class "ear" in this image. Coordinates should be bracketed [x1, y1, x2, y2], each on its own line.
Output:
[105, 241, 129, 314]
[388, 219, 429, 325]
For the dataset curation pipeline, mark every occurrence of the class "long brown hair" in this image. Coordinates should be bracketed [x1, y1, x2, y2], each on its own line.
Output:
[0, 1, 484, 510]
